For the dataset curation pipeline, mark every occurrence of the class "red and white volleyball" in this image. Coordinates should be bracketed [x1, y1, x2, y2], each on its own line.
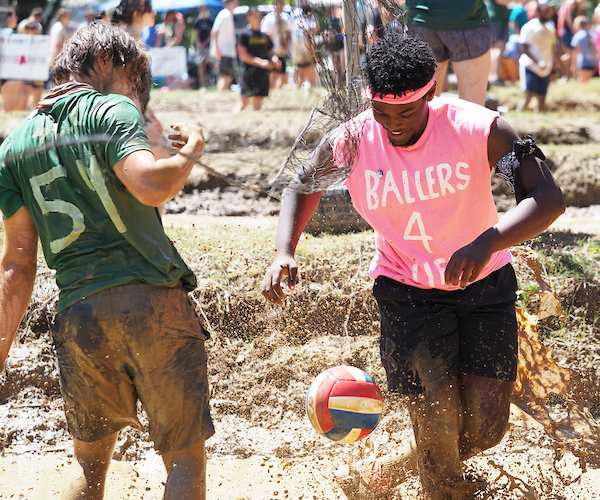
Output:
[305, 365, 383, 443]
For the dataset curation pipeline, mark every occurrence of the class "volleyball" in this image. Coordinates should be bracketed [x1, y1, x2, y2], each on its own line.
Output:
[305, 365, 383, 443]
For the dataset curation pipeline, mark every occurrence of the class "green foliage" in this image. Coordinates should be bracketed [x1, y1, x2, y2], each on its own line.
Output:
[240, 0, 268, 7]
[531, 235, 600, 281]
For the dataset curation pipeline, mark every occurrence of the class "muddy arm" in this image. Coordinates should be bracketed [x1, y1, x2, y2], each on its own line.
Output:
[261, 134, 336, 305]
[113, 123, 205, 207]
[0, 207, 38, 373]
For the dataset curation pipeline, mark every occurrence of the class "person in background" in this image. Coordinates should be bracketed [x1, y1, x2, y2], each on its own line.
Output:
[486, 0, 512, 86]
[291, 4, 317, 89]
[0, 6, 32, 112]
[510, 0, 531, 32]
[211, 0, 238, 91]
[156, 9, 185, 47]
[112, 0, 156, 40]
[156, 10, 191, 90]
[517, 0, 558, 112]
[23, 20, 45, 107]
[193, 3, 214, 91]
[0, 22, 212, 498]
[321, 5, 344, 85]
[570, 15, 597, 83]
[77, 9, 97, 30]
[236, 7, 280, 111]
[95, 10, 110, 23]
[556, 0, 583, 80]
[365, 0, 383, 46]
[405, 0, 494, 106]
[499, 7, 526, 85]
[261, 0, 292, 89]
[16, 7, 43, 34]
[48, 9, 71, 67]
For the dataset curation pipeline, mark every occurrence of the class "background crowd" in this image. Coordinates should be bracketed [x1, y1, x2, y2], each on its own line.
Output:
[0, 0, 600, 113]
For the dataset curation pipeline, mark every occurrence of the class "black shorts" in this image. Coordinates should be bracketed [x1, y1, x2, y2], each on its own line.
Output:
[373, 264, 518, 395]
[241, 65, 270, 97]
[219, 56, 236, 77]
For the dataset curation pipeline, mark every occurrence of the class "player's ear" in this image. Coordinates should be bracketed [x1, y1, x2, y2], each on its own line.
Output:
[426, 82, 436, 101]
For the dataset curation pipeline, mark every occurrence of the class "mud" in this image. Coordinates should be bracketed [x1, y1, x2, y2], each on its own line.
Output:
[1, 89, 600, 499]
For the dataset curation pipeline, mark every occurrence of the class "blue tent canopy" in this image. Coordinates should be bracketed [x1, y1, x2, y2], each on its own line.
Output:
[98, 0, 223, 13]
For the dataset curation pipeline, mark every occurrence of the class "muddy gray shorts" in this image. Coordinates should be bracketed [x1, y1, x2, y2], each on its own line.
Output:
[373, 264, 518, 395]
[52, 282, 214, 453]
[409, 25, 495, 63]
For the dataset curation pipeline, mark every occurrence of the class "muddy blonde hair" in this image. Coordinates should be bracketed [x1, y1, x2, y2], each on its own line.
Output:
[52, 21, 151, 99]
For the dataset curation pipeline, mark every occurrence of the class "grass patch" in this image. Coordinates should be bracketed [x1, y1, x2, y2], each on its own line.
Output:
[530, 234, 600, 281]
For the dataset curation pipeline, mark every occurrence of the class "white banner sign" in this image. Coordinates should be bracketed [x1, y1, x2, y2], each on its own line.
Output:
[0, 34, 50, 80]
[148, 46, 187, 78]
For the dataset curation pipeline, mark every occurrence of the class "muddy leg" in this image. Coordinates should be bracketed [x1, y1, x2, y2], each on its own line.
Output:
[458, 373, 513, 460]
[407, 378, 463, 500]
[161, 440, 207, 500]
[61, 432, 118, 500]
[379, 437, 418, 486]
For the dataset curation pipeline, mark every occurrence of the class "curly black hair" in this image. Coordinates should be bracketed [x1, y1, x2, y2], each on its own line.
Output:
[365, 32, 437, 98]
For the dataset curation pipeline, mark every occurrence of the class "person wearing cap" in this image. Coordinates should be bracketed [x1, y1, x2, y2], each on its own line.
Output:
[262, 31, 565, 499]
[517, 0, 559, 111]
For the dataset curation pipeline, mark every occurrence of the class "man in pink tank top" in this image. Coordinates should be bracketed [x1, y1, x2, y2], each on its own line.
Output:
[262, 31, 565, 500]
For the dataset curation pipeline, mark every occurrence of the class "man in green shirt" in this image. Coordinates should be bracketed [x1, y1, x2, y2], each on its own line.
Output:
[0, 22, 211, 499]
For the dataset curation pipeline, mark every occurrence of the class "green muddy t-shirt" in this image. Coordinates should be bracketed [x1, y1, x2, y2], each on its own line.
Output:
[407, 0, 490, 31]
[0, 90, 196, 312]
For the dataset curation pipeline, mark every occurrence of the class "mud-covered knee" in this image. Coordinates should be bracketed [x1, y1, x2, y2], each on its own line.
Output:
[461, 420, 508, 456]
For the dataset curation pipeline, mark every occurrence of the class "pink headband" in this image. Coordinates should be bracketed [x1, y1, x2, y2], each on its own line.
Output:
[365, 77, 436, 104]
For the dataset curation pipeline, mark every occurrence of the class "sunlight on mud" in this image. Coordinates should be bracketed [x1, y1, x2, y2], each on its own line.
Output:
[509, 253, 600, 499]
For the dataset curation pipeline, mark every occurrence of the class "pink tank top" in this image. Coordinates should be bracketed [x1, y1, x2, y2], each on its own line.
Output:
[332, 96, 511, 290]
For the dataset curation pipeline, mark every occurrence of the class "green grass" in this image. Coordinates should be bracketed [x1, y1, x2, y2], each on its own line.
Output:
[166, 223, 278, 264]
[491, 76, 600, 104]
[536, 236, 600, 281]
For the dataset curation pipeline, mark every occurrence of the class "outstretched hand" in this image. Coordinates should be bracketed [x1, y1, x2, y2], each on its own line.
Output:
[261, 255, 298, 306]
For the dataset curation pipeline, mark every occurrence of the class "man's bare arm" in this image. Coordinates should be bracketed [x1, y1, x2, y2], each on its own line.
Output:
[113, 123, 205, 207]
[0, 207, 38, 372]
